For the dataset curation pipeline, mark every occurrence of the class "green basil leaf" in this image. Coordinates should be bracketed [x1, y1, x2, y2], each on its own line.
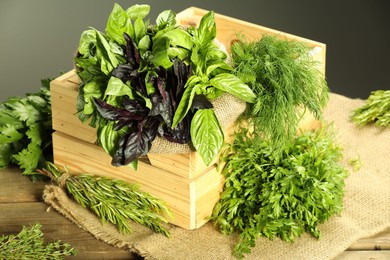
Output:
[106, 3, 131, 45]
[105, 77, 134, 98]
[156, 10, 176, 29]
[171, 76, 202, 128]
[206, 61, 232, 77]
[83, 81, 104, 114]
[145, 71, 157, 96]
[210, 73, 256, 103]
[158, 28, 193, 50]
[197, 11, 216, 46]
[95, 30, 119, 75]
[205, 45, 227, 63]
[134, 17, 146, 43]
[168, 47, 190, 61]
[150, 37, 173, 68]
[138, 35, 151, 52]
[97, 122, 126, 156]
[126, 4, 150, 20]
[190, 109, 224, 166]
[78, 29, 96, 57]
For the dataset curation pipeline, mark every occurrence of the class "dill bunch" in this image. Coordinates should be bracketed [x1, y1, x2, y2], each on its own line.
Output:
[231, 35, 329, 152]
[351, 90, 390, 127]
[0, 223, 76, 259]
[40, 163, 172, 237]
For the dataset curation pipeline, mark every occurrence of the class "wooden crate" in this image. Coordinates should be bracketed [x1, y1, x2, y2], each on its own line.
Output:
[50, 7, 325, 230]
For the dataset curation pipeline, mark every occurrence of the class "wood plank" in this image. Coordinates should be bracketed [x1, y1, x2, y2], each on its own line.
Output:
[335, 250, 390, 260]
[0, 202, 140, 260]
[0, 167, 47, 203]
[347, 228, 390, 251]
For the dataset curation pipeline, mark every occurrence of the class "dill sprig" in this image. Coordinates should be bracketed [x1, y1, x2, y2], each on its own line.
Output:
[231, 35, 329, 152]
[351, 90, 390, 127]
[40, 163, 172, 237]
[0, 223, 76, 259]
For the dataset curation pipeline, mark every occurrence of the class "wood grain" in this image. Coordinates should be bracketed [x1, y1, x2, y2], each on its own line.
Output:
[0, 168, 141, 260]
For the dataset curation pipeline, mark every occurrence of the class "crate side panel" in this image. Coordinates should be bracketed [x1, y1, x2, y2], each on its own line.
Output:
[51, 77, 97, 144]
[52, 131, 193, 229]
[193, 167, 225, 228]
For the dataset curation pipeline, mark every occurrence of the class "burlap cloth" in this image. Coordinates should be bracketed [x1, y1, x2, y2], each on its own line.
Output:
[43, 93, 390, 259]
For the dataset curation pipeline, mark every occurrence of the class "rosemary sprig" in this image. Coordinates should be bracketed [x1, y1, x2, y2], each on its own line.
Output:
[40, 163, 172, 237]
[0, 223, 76, 259]
[231, 35, 329, 153]
[351, 90, 390, 127]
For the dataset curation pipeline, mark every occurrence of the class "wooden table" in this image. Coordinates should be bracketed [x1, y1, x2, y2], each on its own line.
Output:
[1, 167, 389, 260]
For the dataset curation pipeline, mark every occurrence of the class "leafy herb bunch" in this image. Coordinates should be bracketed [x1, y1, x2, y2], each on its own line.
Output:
[0, 78, 53, 178]
[75, 4, 255, 167]
[231, 35, 329, 153]
[211, 127, 348, 258]
[351, 89, 390, 127]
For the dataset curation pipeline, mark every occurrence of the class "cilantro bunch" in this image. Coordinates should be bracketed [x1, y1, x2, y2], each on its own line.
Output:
[0, 79, 53, 178]
[212, 127, 348, 258]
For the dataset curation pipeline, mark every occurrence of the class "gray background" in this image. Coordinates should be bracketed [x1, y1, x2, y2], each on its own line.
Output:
[1, 0, 389, 101]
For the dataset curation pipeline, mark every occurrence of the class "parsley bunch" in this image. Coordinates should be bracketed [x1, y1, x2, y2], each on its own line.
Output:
[0, 79, 53, 179]
[212, 127, 348, 258]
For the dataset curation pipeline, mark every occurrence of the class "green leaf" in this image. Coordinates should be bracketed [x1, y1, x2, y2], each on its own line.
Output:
[97, 122, 125, 156]
[150, 37, 173, 68]
[106, 3, 132, 45]
[95, 30, 119, 75]
[105, 77, 134, 98]
[134, 17, 146, 43]
[171, 76, 202, 128]
[210, 73, 256, 103]
[145, 71, 157, 96]
[157, 28, 193, 50]
[197, 11, 216, 46]
[12, 142, 42, 174]
[7, 100, 41, 126]
[0, 124, 23, 144]
[138, 35, 151, 52]
[156, 10, 176, 29]
[126, 4, 150, 20]
[190, 109, 224, 166]
[83, 81, 104, 115]
[26, 123, 42, 145]
[167, 47, 190, 61]
[78, 29, 97, 57]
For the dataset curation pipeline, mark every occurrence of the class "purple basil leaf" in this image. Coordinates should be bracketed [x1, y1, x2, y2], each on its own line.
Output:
[156, 77, 168, 101]
[150, 93, 173, 127]
[123, 96, 149, 115]
[112, 117, 160, 166]
[124, 32, 139, 67]
[93, 97, 145, 122]
[112, 64, 137, 83]
[162, 115, 191, 144]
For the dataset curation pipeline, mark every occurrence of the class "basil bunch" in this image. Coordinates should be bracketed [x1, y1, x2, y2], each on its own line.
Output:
[75, 4, 255, 167]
